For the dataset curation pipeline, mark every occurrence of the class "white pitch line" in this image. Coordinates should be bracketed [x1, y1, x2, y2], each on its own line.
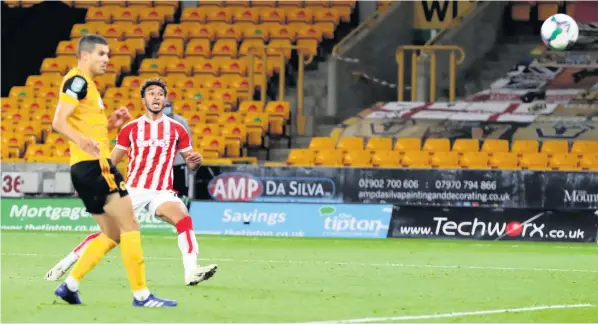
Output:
[2, 252, 598, 274]
[302, 304, 595, 324]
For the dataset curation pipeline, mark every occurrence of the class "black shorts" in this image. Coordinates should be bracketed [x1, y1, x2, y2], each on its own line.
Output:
[172, 164, 189, 197]
[70, 159, 128, 214]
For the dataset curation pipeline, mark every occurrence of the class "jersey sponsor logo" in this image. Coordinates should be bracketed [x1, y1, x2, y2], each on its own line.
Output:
[136, 138, 170, 149]
[70, 77, 85, 92]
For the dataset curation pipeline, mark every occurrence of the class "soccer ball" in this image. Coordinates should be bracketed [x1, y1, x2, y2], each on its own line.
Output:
[541, 14, 579, 51]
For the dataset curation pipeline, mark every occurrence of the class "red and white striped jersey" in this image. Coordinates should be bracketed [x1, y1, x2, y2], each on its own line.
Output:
[115, 115, 192, 191]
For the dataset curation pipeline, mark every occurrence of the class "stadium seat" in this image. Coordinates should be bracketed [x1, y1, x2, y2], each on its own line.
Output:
[186, 111, 208, 125]
[181, 8, 207, 23]
[309, 137, 336, 152]
[295, 23, 324, 42]
[452, 139, 479, 154]
[186, 39, 213, 58]
[175, 99, 199, 112]
[56, 40, 78, 56]
[549, 153, 580, 171]
[196, 123, 221, 137]
[571, 140, 598, 157]
[212, 39, 239, 58]
[216, 24, 244, 41]
[315, 22, 335, 39]
[163, 24, 190, 41]
[343, 150, 371, 167]
[460, 152, 490, 169]
[371, 151, 400, 168]
[314, 8, 341, 25]
[423, 138, 450, 154]
[112, 7, 139, 23]
[105, 56, 132, 75]
[580, 154, 598, 171]
[45, 133, 69, 146]
[199, 100, 225, 120]
[218, 112, 243, 125]
[538, 2, 558, 20]
[489, 152, 519, 170]
[287, 8, 314, 23]
[239, 100, 264, 115]
[222, 123, 248, 146]
[251, 0, 277, 7]
[278, 0, 304, 8]
[314, 150, 342, 166]
[337, 137, 364, 153]
[511, 2, 531, 21]
[287, 149, 314, 166]
[199, 135, 225, 158]
[166, 59, 193, 76]
[366, 137, 392, 153]
[431, 152, 460, 169]
[260, 8, 286, 24]
[225, 0, 251, 8]
[270, 25, 297, 42]
[541, 140, 569, 156]
[244, 25, 270, 41]
[205, 7, 234, 23]
[481, 139, 509, 155]
[512, 140, 539, 156]
[104, 87, 131, 100]
[401, 151, 430, 168]
[26, 75, 62, 89]
[265, 100, 290, 121]
[267, 39, 293, 60]
[240, 39, 267, 58]
[86, 6, 113, 23]
[158, 39, 184, 57]
[234, 8, 260, 24]
[520, 152, 549, 170]
[394, 138, 421, 153]
[123, 22, 160, 41]
[139, 6, 175, 25]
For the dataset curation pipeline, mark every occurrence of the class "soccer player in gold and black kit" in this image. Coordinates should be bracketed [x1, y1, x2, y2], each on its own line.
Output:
[52, 34, 177, 307]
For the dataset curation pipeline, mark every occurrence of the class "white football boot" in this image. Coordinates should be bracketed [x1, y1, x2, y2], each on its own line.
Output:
[185, 264, 218, 286]
[44, 258, 76, 281]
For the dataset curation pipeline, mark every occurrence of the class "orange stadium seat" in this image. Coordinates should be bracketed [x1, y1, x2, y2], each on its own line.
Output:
[296, 23, 324, 42]
[580, 154, 598, 171]
[315, 22, 335, 39]
[336, 137, 364, 153]
[512, 139, 539, 156]
[26, 75, 61, 89]
[212, 39, 239, 58]
[489, 152, 519, 170]
[481, 139, 509, 155]
[158, 39, 184, 57]
[314, 150, 342, 167]
[549, 153, 580, 171]
[240, 39, 266, 57]
[105, 56, 132, 75]
[460, 152, 490, 169]
[432, 152, 461, 169]
[220, 59, 249, 76]
[74, 0, 100, 8]
[260, 8, 286, 24]
[45, 133, 69, 146]
[314, 8, 340, 25]
[139, 6, 175, 24]
[188, 24, 217, 41]
[126, 0, 152, 7]
[394, 138, 421, 153]
[287, 149, 314, 166]
[211, 89, 238, 107]
[270, 25, 297, 42]
[366, 137, 392, 153]
[452, 139, 479, 153]
[186, 39, 212, 58]
[226, 0, 251, 8]
[112, 7, 139, 23]
[56, 40, 78, 56]
[401, 151, 431, 168]
[86, 6, 113, 23]
[205, 7, 234, 23]
[163, 24, 190, 41]
[199, 100, 225, 118]
[218, 112, 243, 126]
[9, 86, 34, 100]
[343, 150, 370, 167]
[541, 140, 569, 156]
[104, 87, 131, 100]
[37, 87, 60, 102]
[234, 8, 260, 24]
[423, 138, 450, 154]
[123, 22, 157, 41]
[244, 25, 270, 41]
[571, 140, 598, 157]
[181, 8, 207, 23]
[309, 137, 336, 152]
[520, 152, 549, 170]
[217, 24, 244, 41]
[122, 76, 145, 89]
[267, 39, 293, 60]
[244, 112, 268, 146]
[372, 151, 400, 168]
[288, 8, 314, 23]
[173, 76, 201, 89]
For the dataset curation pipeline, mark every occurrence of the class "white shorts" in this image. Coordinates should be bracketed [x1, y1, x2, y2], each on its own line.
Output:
[128, 187, 184, 216]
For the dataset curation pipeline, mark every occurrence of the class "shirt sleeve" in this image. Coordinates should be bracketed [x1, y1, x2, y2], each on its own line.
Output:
[59, 75, 88, 106]
[177, 124, 192, 153]
[115, 124, 132, 150]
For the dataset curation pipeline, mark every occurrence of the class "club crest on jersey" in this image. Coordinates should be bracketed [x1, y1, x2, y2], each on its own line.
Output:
[136, 138, 169, 148]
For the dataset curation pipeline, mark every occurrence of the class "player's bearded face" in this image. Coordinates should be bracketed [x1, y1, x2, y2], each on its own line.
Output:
[143, 85, 166, 114]
[90, 44, 109, 76]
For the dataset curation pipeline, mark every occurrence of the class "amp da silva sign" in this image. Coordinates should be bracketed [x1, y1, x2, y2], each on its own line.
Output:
[207, 173, 342, 203]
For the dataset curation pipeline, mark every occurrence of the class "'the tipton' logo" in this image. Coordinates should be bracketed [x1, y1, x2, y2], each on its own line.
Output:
[564, 190, 598, 204]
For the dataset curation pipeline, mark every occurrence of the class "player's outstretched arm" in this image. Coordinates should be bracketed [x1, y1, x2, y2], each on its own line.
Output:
[52, 101, 100, 157]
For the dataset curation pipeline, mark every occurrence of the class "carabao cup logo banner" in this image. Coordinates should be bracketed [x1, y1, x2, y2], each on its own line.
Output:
[1, 198, 174, 233]
[190, 202, 393, 239]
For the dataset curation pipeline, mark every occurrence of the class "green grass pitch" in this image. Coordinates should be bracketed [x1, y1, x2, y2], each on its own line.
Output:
[1, 231, 597, 323]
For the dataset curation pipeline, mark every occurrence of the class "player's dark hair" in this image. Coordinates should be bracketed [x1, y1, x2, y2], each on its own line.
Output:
[140, 77, 168, 97]
[77, 34, 108, 58]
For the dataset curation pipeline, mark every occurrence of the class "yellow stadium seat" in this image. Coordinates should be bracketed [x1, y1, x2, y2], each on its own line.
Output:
[110, 40, 137, 58]
[234, 8, 260, 24]
[401, 151, 431, 168]
[225, 0, 250, 7]
[9, 86, 35, 100]
[288, 7, 314, 23]
[181, 8, 207, 23]
[452, 139, 479, 154]
[196, 123, 221, 137]
[4, 109, 28, 122]
[205, 7, 234, 23]
[538, 2, 558, 20]
[211, 89, 238, 107]
[244, 112, 268, 146]
[107, 55, 133, 75]
[278, 0, 303, 7]
[314, 7, 340, 24]
[95, 74, 117, 93]
[423, 138, 450, 154]
[489, 152, 519, 170]
[394, 138, 421, 152]
[260, 8, 286, 23]
[222, 75, 249, 91]
[252, 0, 276, 7]
[216, 24, 244, 41]
[139, 6, 175, 24]
[212, 39, 239, 58]
[571, 140, 598, 157]
[158, 39, 184, 57]
[372, 151, 400, 168]
[71, 22, 99, 39]
[315, 21, 335, 39]
[123, 22, 154, 41]
[541, 140, 569, 156]
[119, 98, 142, 111]
[549, 153, 580, 171]
[580, 154, 598, 171]
[74, 0, 100, 8]
[431, 152, 460, 169]
[1, 98, 18, 111]
[18, 122, 44, 141]
[40, 57, 70, 75]
[26, 144, 50, 162]
[166, 88, 184, 101]
[175, 99, 199, 112]
[269, 25, 297, 42]
[520, 152, 549, 170]
[331, 6, 352, 22]
[267, 39, 293, 60]
[186, 39, 212, 58]
[185, 111, 208, 125]
[24, 98, 48, 111]
[200, 136, 225, 158]
[173, 76, 200, 89]
[287, 149, 315, 166]
[222, 123, 248, 145]
[26, 75, 60, 89]
[37, 87, 60, 102]
[309, 137, 336, 152]
[296, 39, 318, 57]
[239, 39, 266, 57]
[122, 75, 145, 88]
[112, 7, 139, 23]
[187, 23, 216, 41]
[343, 150, 370, 167]
[295, 23, 324, 42]
[332, 0, 355, 7]
[199, 100, 225, 120]
[314, 150, 342, 166]
[45, 133, 69, 146]
[2, 133, 25, 150]
[56, 40, 78, 56]
[244, 25, 270, 41]
[184, 88, 208, 102]
[511, 2, 531, 21]
[460, 152, 490, 169]
[366, 137, 392, 153]
[336, 137, 363, 153]
[166, 59, 193, 76]
[481, 139, 509, 155]
[163, 24, 190, 41]
[86, 7, 113, 23]
[512, 139, 539, 156]
[104, 87, 131, 100]
[239, 100, 264, 115]
[265, 100, 290, 120]
[307, 0, 330, 7]
[218, 112, 243, 125]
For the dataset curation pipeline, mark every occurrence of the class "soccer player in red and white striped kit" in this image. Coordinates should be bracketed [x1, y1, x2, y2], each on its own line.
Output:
[45, 78, 218, 286]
